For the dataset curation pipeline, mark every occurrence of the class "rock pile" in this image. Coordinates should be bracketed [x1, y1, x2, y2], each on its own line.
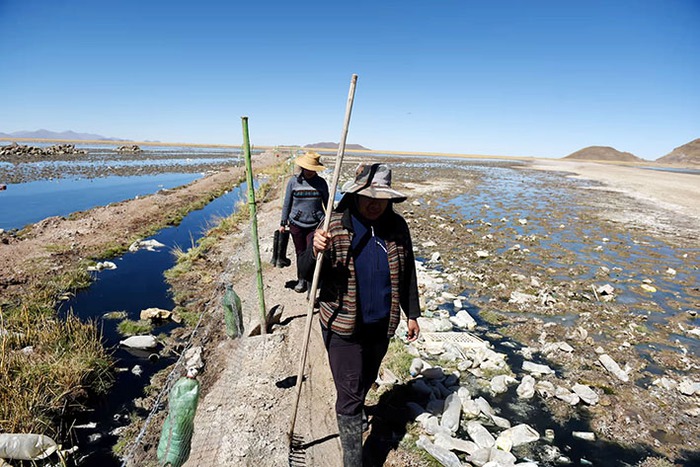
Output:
[116, 144, 142, 152]
[0, 142, 87, 157]
[375, 256, 700, 466]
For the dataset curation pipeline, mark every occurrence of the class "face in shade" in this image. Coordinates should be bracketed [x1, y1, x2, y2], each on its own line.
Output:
[356, 194, 389, 221]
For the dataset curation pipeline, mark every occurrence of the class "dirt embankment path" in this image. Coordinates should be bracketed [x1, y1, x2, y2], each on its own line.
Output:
[176, 183, 342, 466]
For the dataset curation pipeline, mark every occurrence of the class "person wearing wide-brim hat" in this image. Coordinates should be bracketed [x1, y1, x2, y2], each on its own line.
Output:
[298, 162, 420, 466]
[275, 151, 329, 293]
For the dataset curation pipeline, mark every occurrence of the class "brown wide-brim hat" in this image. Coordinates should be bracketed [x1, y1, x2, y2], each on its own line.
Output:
[295, 151, 326, 172]
[339, 163, 407, 202]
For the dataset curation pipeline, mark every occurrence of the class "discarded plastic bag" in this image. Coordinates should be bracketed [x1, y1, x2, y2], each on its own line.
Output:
[222, 284, 244, 338]
[157, 372, 200, 467]
[0, 433, 58, 460]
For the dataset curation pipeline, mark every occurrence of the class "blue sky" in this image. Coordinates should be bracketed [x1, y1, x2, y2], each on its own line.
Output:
[1, 1, 698, 159]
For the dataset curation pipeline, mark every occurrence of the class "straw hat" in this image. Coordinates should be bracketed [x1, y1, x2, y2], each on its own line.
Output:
[295, 151, 326, 172]
[340, 163, 407, 202]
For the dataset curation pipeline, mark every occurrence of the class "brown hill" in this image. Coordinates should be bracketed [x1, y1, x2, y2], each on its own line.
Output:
[305, 142, 370, 151]
[563, 146, 644, 162]
[656, 138, 700, 165]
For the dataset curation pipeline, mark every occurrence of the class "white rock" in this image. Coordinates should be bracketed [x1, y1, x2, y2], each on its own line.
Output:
[599, 354, 629, 382]
[185, 346, 204, 370]
[450, 309, 477, 330]
[140, 307, 172, 320]
[516, 375, 536, 399]
[476, 250, 490, 258]
[522, 361, 555, 375]
[535, 380, 556, 398]
[652, 377, 678, 391]
[572, 383, 599, 405]
[679, 379, 700, 396]
[119, 335, 157, 349]
[509, 291, 537, 304]
[555, 386, 580, 405]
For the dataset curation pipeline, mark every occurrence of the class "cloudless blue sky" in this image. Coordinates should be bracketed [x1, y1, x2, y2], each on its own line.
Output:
[1, 0, 698, 159]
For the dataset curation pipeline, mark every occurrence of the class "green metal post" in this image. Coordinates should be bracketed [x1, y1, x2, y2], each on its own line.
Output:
[241, 116, 267, 335]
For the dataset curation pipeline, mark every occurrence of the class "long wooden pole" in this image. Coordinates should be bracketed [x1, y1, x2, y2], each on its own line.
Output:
[288, 74, 358, 441]
[241, 116, 267, 335]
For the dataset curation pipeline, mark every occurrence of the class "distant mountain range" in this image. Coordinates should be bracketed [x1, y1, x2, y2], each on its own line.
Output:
[564, 138, 700, 165]
[0, 129, 127, 141]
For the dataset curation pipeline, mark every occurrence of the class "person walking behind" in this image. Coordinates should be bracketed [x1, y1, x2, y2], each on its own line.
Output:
[299, 163, 421, 466]
[279, 151, 329, 293]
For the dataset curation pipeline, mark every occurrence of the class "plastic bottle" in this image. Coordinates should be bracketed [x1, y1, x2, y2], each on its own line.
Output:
[222, 284, 244, 338]
[157, 370, 200, 467]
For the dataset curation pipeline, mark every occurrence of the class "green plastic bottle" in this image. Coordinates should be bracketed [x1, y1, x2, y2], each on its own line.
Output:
[157, 372, 200, 467]
[222, 284, 244, 338]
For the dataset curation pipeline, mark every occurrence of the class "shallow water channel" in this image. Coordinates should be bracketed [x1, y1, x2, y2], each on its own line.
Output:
[56, 181, 251, 465]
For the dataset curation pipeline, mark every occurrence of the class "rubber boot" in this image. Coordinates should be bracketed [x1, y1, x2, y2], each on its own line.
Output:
[270, 231, 279, 266]
[294, 279, 307, 293]
[276, 230, 291, 268]
[337, 413, 363, 467]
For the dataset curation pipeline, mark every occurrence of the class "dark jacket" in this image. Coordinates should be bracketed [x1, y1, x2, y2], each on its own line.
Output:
[280, 174, 329, 229]
[299, 207, 420, 337]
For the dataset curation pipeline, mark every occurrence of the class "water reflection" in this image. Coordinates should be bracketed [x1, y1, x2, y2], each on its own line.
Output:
[0, 173, 201, 230]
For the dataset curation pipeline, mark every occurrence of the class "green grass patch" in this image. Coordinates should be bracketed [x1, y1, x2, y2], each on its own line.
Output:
[478, 309, 508, 325]
[383, 338, 416, 382]
[117, 319, 154, 336]
[0, 308, 112, 435]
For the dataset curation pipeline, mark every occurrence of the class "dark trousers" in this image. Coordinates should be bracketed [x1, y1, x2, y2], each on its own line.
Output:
[289, 223, 315, 279]
[322, 321, 390, 416]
